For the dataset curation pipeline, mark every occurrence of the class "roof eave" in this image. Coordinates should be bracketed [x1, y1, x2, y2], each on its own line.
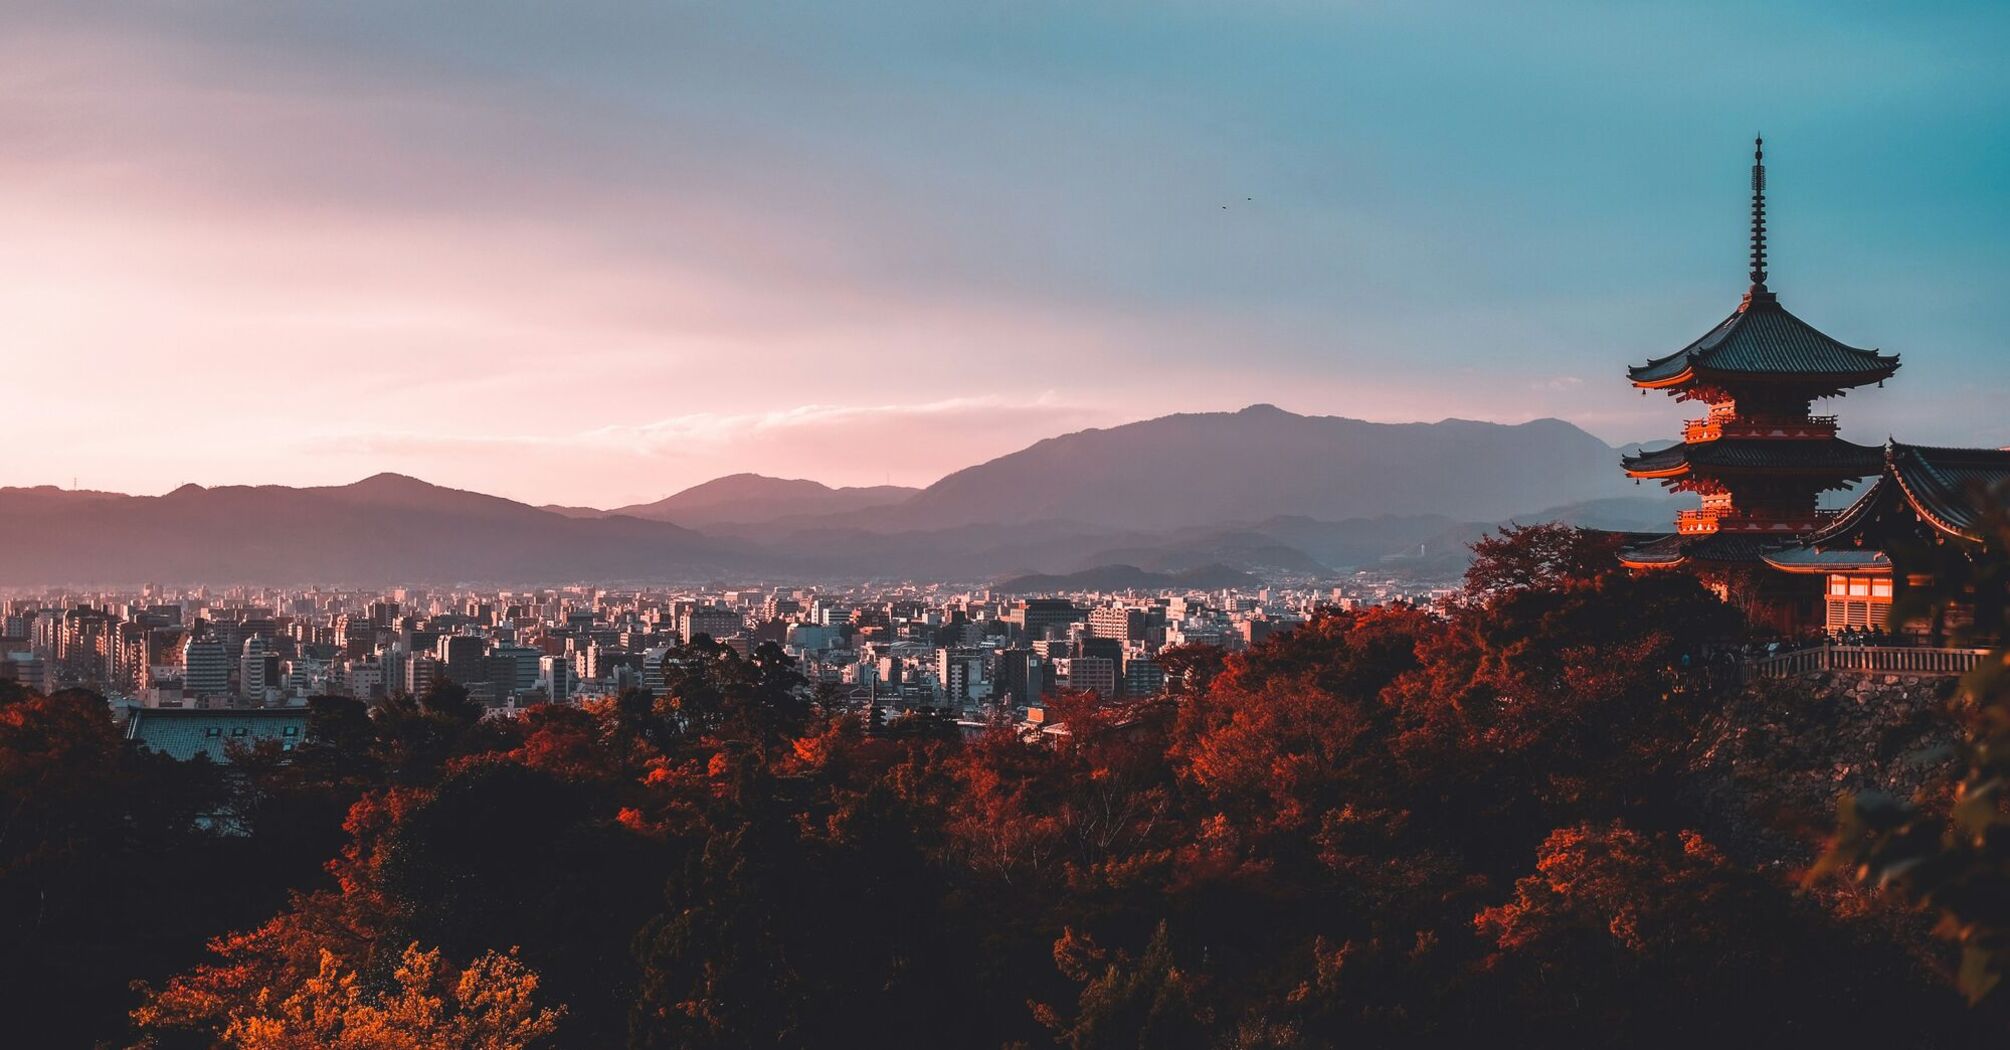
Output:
[1618, 553, 1688, 569]
[1629, 367, 1695, 390]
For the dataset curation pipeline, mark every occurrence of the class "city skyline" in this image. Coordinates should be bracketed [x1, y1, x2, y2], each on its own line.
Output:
[5, 2, 2008, 506]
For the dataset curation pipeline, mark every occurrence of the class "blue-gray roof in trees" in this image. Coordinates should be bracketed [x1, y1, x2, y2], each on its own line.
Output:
[125, 706, 309, 761]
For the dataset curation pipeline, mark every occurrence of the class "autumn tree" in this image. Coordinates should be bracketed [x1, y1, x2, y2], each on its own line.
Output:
[0, 688, 232, 1046]
[186, 941, 561, 1050]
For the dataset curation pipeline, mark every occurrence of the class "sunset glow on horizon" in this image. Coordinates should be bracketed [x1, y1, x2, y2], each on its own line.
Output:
[5, 1, 2008, 506]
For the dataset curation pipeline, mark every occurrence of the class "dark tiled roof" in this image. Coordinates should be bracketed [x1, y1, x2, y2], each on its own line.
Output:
[1618, 531, 1790, 567]
[1890, 444, 2010, 539]
[1622, 438, 1884, 476]
[126, 706, 309, 762]
[1804, 443, 2010, 547]
[1628, 293, 1899, 386]
[1685, 532, 1798, 563]
[1617, 532, 1685, 566]
[1762, 547, 1892, 573]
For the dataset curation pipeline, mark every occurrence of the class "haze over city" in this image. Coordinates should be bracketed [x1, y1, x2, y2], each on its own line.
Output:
[5, 1, 2008, 506]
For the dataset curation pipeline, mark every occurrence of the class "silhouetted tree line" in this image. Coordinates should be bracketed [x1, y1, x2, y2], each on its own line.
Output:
[2, 524, 2005, 1047]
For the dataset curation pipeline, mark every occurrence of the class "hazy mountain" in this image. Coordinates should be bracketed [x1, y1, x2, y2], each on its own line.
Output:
[599, 473, 920, 527]
[0, 409, 1673, 586]
[891, 405, 1635, 531]
[993, 563, 1259, 594]
[0, 474, 761, 586]
[1519, 495, 1686, 532]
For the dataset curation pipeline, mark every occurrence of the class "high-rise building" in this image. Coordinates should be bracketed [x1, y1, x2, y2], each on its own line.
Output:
[488, 644, 541, 696]
[1088, 606, 1149, 643]
[935, 648, 983, 707]
[994, 648, 1045, 708]
[405, 653, 441, 697]
[436, 634, 485, 683]
[1122, 652, 1164, 698]
[239, 637, 278, 702]
[181, 635, 230, 695]
[680, 606, 743, 643]
[2, 652, 52, 694]
[1012, 599, 1082, 642]
[1051, 655, 1116, 698]
[641, 644, 676, 697]
[539, 655, 575, 701]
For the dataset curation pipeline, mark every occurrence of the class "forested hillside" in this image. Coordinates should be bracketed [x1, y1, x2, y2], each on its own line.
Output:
[5, 526, 2007, 1048]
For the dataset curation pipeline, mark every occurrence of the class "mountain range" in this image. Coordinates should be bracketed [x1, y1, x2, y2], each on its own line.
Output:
[0, 406, 1676, 586]
[546, 473, 919, 527]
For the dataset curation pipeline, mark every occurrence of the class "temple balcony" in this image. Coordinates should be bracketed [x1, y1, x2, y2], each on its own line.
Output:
[1681, 414, 1838, 443]
[1676, 507, 1840, 535]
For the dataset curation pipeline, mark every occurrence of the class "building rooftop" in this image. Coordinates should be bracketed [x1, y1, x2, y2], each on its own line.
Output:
[1627, 294, 1900, 390]
[1617, 530, 1796, 569]
[1622, 437, 1884, 479]
[1788, 442, 2010, 551]
[125, 705, 309, 762]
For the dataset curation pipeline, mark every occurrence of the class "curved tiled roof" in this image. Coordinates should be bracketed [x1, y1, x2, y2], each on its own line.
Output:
[1617, 531, 1686, 567]
[1628, 293, 1899, 387]
[1800, 443, 2010, 547]
[1618, 531, 1790, 568]
[1622, 438, 1884, 478]
[1887, 444, 2010, 540]
[1761, 547, 1892, 574]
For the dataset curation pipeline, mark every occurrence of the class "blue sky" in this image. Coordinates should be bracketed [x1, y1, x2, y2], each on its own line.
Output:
[2, 1, 2005, 503]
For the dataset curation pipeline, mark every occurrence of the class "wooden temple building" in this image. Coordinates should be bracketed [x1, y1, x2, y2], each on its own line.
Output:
[1619, 139, 2009, 635]
[1763, 443, 2010, 637]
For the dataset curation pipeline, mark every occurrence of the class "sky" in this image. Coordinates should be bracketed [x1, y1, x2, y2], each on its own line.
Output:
[2, 1, 2007, 507]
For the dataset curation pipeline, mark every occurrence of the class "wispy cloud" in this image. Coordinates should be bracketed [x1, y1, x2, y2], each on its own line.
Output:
[2, 2, 2006, 504]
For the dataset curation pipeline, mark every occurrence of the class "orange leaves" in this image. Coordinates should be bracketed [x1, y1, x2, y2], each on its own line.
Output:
[205, 942, 562, 1050]
[1475, 822, 1736, 958]
[616, 807, 663, 838]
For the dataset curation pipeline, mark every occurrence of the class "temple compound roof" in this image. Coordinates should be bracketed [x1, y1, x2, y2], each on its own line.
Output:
[125, 705, 309, 761]
[1615, 531, 1794, 568]
[1760, 443, 2010, 573]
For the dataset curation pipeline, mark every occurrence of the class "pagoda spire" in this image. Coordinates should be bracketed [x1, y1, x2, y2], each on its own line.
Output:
[1748, 134, 1768, 291]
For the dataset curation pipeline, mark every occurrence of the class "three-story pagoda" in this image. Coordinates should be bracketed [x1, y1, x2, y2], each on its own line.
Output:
[1620, 139, 1900, 626]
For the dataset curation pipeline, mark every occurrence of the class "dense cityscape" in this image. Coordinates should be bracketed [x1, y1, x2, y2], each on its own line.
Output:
[9, 3, 2010, 1047]
[1, 577, 1456, 752]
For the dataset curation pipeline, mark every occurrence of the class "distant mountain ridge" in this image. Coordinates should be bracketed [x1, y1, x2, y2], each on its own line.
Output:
[0, 407, 1668, 585]
[0, 474, 762, 586]
[888, 405, 1635, 531]
[544, 473, 920, 527]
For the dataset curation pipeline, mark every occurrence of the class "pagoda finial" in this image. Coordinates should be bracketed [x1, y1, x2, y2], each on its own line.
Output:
[1748, 134, 1768, 290]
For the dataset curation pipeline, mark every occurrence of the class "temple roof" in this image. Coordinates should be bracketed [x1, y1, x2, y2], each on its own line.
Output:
[1761, 547, 1892, 574]
[1627, 293, 1900, 389]
[125, 705, 308, 762]
[1799, 442, 2010, 548]
[1616, 532, 1686, 567]
[1622, 437, 1884, 478]
[1618, 530, 1792, 568]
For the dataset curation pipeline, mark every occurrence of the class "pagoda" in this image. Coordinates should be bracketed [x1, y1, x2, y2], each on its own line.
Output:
[1619, 138, 1900, 628]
